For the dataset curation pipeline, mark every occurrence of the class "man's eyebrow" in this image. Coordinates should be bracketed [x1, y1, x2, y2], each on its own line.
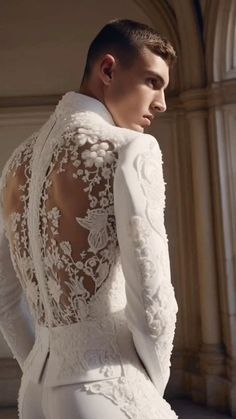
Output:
[145, 71, 169, 88]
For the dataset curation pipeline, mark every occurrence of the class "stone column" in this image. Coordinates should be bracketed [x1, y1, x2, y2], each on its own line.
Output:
[208, 82, 236, 415]
[181, 89, 227, 410]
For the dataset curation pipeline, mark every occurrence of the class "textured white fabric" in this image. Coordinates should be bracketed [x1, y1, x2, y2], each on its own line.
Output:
[0, 91, 178, 419]
[19, 374, 129, 419]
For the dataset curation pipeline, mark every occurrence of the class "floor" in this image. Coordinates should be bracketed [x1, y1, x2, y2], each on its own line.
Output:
[0, 398, 232, 418]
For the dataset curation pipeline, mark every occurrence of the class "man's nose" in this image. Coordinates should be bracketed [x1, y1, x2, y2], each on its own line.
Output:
[151, 92, 167, 113]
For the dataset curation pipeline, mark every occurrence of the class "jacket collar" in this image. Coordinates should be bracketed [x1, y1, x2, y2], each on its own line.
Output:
[55, 91, 116, 126]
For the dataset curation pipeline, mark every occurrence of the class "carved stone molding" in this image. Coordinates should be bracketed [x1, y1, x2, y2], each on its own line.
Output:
[208, 80, 236, 107]
[0, 107, 52, 127]
[0, 94, 61, 109]
[1, 81, 232, 118]
[180, 88, 207, 112]
[0, 95, 58, 127]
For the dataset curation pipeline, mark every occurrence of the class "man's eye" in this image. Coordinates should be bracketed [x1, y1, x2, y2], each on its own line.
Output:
[147, 78, 157, 88]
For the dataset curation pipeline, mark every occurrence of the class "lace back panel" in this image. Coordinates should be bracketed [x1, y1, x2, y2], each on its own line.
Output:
[39, 135, 119, 325]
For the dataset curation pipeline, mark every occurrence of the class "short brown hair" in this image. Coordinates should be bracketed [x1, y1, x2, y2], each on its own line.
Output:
[81, 19, 177, 81]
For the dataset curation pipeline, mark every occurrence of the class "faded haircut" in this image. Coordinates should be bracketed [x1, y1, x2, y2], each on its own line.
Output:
[81, 18, 177, 82]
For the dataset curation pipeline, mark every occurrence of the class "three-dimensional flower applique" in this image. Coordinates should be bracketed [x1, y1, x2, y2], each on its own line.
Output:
[81, 142, 113, 168]
[136, 150, 165, 207]
[134, 148, 167, 238]
[143, 281, 178, 339]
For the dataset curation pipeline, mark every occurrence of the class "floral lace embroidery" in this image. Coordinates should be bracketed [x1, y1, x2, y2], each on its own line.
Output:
[130, 215, 178, 377]
[83, 376, 178, 419]
[134, 140, 168, 241]
[0, 110, 135, 330]
[39, 123, 119, 325]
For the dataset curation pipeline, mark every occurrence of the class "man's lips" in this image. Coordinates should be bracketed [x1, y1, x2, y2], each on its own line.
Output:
[143, 115, 153, 125]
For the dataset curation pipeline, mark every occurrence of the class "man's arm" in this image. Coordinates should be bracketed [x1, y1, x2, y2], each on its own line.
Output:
[114, 134, 178, 396]
[0, 200, 35, 371]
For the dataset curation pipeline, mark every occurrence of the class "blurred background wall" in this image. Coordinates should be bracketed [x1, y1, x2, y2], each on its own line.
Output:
[0, 0, 236, 415]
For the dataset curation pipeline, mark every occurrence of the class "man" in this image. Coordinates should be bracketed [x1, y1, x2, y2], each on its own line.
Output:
[0, 19, 178, 419]
[79, 19, 171, 131]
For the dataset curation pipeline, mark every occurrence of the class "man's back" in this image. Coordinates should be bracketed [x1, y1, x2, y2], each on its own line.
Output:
[0, 92, 178, 418]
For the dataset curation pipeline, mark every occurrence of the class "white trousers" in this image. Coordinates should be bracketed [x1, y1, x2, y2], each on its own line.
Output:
[20, 378, 127, 419]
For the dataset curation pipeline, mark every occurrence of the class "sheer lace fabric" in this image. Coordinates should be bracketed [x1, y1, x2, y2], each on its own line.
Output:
[39, 135, 119, 325]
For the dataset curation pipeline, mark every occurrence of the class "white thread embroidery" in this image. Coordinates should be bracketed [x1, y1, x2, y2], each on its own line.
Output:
[130, 215, 178, 378]
[135, 140, 168, 241]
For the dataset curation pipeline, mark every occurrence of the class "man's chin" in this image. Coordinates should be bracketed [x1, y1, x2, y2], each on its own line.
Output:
[136, 126, 145, 133]
[116, 120, 144, 133]
[129, 123, 144, 133]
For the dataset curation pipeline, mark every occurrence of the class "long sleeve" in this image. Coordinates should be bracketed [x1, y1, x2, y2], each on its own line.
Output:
[114, 134, 178, 397]
[0, 200, 35, 371]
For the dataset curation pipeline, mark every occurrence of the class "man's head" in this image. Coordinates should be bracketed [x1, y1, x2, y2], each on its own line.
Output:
[80, 19, 177, 132]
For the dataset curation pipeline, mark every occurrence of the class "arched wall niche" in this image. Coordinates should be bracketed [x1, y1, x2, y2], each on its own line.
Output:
[134, 0, 181, 95]
[205, 0, 236, 83]
[134, 0, 206, 92]
[171, 0, 206, 90]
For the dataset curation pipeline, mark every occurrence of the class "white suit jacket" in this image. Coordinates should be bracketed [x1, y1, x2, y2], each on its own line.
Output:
[0, 92, 178, 398]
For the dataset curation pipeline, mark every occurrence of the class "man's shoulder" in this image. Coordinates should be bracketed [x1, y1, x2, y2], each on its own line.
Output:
[59, 109, 161, 159]
[61, 111, 132, 149]
[115, 130, 162, 161]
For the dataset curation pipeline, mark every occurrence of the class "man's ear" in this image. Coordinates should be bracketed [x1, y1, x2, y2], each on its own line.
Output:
[99, 54, 116, 85]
